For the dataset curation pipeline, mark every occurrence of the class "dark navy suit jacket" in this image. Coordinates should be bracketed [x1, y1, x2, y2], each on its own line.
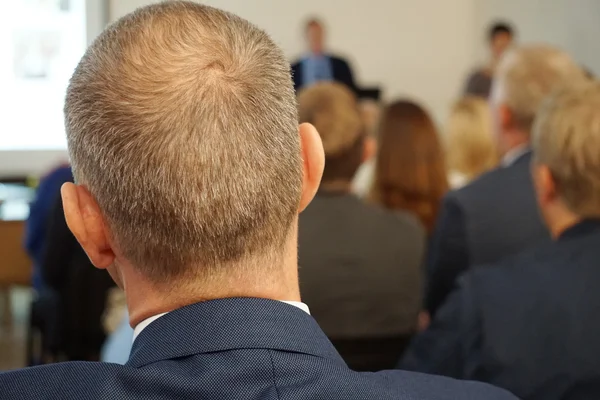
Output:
[401, 220, 600, 400]
[291, 54, 357, 94]
[1, 298, 516, 399]
[425, 151, 550, 315]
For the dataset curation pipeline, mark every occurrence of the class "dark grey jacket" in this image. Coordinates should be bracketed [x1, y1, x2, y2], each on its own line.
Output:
[425, 151, 550, 315]
[299, 192, 426, 339]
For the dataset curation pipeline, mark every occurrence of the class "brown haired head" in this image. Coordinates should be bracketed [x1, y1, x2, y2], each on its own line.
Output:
[64, 1, 303, 287]
[298, 82, 365, 184]
[371, 100, 448, 233]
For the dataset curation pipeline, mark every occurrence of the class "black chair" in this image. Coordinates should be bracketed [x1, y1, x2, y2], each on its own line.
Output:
[26, 289, 61, 366]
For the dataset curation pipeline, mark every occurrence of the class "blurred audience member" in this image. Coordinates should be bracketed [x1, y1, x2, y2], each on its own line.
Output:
[370, 100, 448, 235]
[101, 311, 132, 365]
[298, 83, 425, 371]
[425, 46, 586, 316]
[42, 194, 115, 360]
[464, 22, 515, 98]
[352, 101, 380, 197]
[291, 18, 357, 94]
[401, 80, 600, 400]
[24, 163, 72, 291]
[100, 289, 132, 364]
[446, 97, 498, 188]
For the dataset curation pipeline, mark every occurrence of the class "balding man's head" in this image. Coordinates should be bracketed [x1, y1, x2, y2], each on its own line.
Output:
[64, 2, 305, 285]
[491, 45, 586, 140]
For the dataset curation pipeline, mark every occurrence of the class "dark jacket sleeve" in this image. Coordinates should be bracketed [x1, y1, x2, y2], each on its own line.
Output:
[424, 194, 470, 316]
[41, 195, 76, 291]
[399, 273, 481, 379]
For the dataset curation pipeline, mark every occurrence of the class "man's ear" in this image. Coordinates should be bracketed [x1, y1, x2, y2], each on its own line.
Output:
[61, 182, 116, 269]
[531, 163, 558, 207]
[498, 104, 515, 133]
[362, 136, 377, 163]
[298, 123, 325, 213]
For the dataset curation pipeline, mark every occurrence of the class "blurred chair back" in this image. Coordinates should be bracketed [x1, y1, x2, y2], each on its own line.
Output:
[331, 335, 413, 372]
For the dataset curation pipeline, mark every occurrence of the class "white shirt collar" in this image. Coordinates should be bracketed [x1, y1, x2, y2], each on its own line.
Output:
[132, 312, 167, 341]
[502, 144, 530, 167]
[132, 300, 310, 342]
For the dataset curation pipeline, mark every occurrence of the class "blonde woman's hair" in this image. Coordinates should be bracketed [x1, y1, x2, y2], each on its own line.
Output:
[533, 81, 600, 217]
[446, 97, 498, 181]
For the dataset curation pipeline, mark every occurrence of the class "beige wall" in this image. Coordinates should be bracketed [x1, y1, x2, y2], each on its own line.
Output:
[6, 0, 600, 177]
[476, 0, 600, 75]
[109, 0, 478, 125]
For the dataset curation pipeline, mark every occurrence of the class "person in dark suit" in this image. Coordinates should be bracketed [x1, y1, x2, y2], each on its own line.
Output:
[0, 3, 516, 399]
[291, 18, 357, 94]
[425, 45, 587, 317]
[297, 83, 426, 371]
[400, 80, 600, 400]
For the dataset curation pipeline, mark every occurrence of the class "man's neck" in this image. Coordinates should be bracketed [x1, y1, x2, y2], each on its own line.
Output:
[122, 238, 302, 328]
[502, 143, 530, 166]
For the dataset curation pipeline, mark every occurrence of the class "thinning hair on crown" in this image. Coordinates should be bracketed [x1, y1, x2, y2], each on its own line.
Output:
[64, 1, 303, 284]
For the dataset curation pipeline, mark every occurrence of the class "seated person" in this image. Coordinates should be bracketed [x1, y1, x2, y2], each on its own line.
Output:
[0, 3, 516, 399]
[445, 97, 498, 189]
[297, 83, 426, 371]
[24, 163, 73, 291]
[425, 45, 586, 317]
[400, 80, 600, 400]
[369, 100, 448, 236]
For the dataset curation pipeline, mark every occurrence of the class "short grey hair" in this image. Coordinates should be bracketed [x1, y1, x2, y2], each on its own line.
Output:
[492, 45, 586, 133]
[533, 80, 600, 217]
[64, 1, 302, 284]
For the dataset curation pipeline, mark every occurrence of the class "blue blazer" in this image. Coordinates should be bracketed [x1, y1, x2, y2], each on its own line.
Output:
[1, 298, 515, 399]
[402, 220, 600, 400]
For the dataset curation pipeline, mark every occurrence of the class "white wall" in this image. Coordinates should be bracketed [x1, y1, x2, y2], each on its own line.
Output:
[110, 0, 477, 125]
[6, 0, 600, 178]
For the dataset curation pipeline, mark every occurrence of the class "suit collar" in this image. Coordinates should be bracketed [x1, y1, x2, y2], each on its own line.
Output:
[559, 219, 600, 242]
[502, 146, 531, 167]
[127, 298, 343, 368]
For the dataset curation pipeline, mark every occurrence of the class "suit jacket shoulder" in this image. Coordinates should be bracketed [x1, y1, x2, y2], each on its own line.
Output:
[461, 224, 600, 398]
[448, 153, 549, 265]
[0, 298, 518, 400]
